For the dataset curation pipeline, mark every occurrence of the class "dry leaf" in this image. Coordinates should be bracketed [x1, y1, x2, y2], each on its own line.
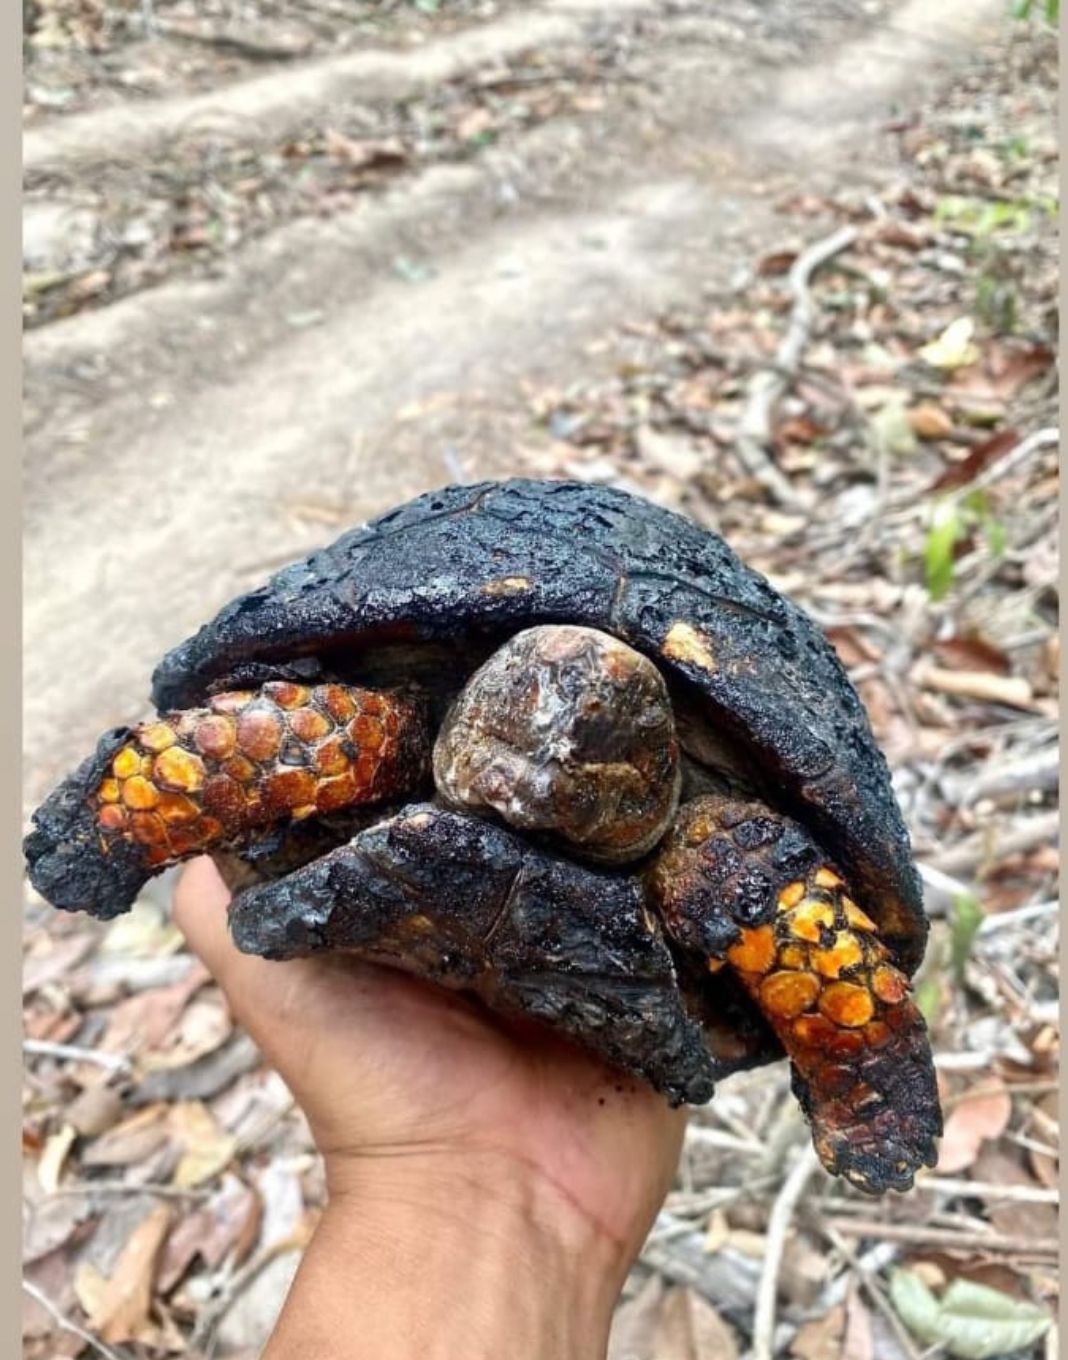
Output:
[143, 990, 232, 1071]
[929, 428, 1020, 492]
[82, 1103, 171, 1169]
[919, 317, 980, 370]
[80, 1202, 172, 1344]
[158, 1174, 261, 1292]
[170, 1100, 237, 1188]
[608, 1275, 665, 1360]
[792, 1305, 845, 1358]
[323, 128, 408, 169]
[66, 1084, 124, 1138]
[908, 403, 954, 439]
[937, 1083, 1012, 1173]
[37, 1124, 76, 1193]
[932, 635, 1010, 676]
[653, 1286, 738, 1360]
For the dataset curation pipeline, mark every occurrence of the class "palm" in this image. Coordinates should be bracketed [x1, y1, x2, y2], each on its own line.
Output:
[174, 857, 685, 1253]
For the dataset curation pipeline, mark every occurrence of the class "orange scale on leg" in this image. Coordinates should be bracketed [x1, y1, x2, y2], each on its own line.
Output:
[195, 716, 237, 761]
[289, 707, 332, 743]
[872, 965, 909, 1005]
[819, 981, 875, 1028]
[321, 686, 357, 723]
[315, 737, 351, 777]
[130, 812, 168, 848]
[351, 714, 385, 752]
[236, 708, 283, 762]
[726, 924, 777, 975]
[263, 682, 310, 710]
[316, 772, 359, 813]
[210, 691, 255, 715]
[97, 804, 128, 833]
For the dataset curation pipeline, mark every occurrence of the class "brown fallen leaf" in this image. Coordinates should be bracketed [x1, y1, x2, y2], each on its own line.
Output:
[142, 988, 232, 1071]
[908, 402, 954, 440]
[78, 1202, 172, 1344]
[158, 1174, 262, 1292]
[929, 428, 1020, 492]
[82, 1102, 171, 1169]
[950, 341, 1055, 402]
[170, 1100, 237, 1188]
[843, 1280, 875, 1360]
[608, 1274, 665, 1360]
[826, 625, 883, 668]
[932, 635, 1010, 676]
[758, 248, 798, 276]
[792, 1305, 846, 1359]
[323, 128, 409, 170]
[37, 1124, 76, 1194]
[937, 1082, 1012, 1173]
[653, 1286, 738, 1360]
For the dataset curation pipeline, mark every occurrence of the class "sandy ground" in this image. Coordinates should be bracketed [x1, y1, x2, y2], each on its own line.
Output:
[24, 0, 1006, 805]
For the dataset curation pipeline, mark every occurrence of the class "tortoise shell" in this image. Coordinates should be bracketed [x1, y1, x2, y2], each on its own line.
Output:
[152, 479, 925, 972]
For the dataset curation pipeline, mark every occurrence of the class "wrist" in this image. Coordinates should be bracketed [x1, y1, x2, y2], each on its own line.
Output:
[265, 1149, 628, 1360]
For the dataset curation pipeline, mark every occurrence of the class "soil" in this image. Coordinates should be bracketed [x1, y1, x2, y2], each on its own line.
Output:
[24, 0, 1005, 800]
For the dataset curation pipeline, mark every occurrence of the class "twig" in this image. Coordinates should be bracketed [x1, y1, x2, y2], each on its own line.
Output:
[915, 1175, 1058, 1204]
[814, 1224, 924, 1360]
[190, 1228, 311, 1350]
[734, 225, 858, 509]
[978, 899, 1059, 934]
[929, 810, 1058, 875]
[941, 745, 1059, 807]
[752, 1144, 819, 1360]
[23, 1038, 131, 1074]
[47, 1180, 211, 1201]
[22, 1279, 131, 1360]
[824, 1218, 1058, 1256]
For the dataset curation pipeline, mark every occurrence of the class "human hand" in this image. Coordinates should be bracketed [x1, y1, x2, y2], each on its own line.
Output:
[174, 856, 686, 1359]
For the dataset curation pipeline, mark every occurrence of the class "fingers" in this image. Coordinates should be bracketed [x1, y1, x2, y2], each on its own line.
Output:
[172, 855, 310, 1041]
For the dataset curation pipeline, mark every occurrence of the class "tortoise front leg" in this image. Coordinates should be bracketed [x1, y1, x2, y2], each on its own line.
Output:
[649, 796, 942, 1193]
[226, 802, 717, 1108]
[24, 681, 429, 917]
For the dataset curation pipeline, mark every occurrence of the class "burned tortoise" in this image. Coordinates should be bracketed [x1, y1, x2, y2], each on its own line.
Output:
[25, 478, 942, 1193]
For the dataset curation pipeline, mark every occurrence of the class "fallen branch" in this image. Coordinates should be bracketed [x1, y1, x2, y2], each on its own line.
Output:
[23, 1038, 131, 1075]
[823, 1218, 1058, 1257]
[929, 810, 1058, 876]
[941, 745, 1058, 807]
[911, 661, 1035, 710]
[641, 1210, 761, 1317]
[734, 225, 858, 509]
[752, 1144, 819, 1360]
[915, 1175, 1058, 1205]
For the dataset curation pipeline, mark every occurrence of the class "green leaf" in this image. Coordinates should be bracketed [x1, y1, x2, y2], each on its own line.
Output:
[924, 499, 962, 601]
[890, 1270, 1051, 1359]
[949, 893, 984, 982]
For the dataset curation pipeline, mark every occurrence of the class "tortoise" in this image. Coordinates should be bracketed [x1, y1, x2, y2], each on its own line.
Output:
[25, 478, 942, 1194]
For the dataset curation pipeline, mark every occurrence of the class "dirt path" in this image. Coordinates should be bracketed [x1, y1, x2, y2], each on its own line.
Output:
[24, 0, 1007, 804]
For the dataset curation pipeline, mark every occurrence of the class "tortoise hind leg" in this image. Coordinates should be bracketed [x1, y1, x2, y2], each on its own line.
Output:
[648, 796, 942, 1194]
[225, 803, 717, 1108]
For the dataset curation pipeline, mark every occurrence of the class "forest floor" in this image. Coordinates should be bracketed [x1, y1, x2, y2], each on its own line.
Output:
[23, 2, 1058, 1357]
